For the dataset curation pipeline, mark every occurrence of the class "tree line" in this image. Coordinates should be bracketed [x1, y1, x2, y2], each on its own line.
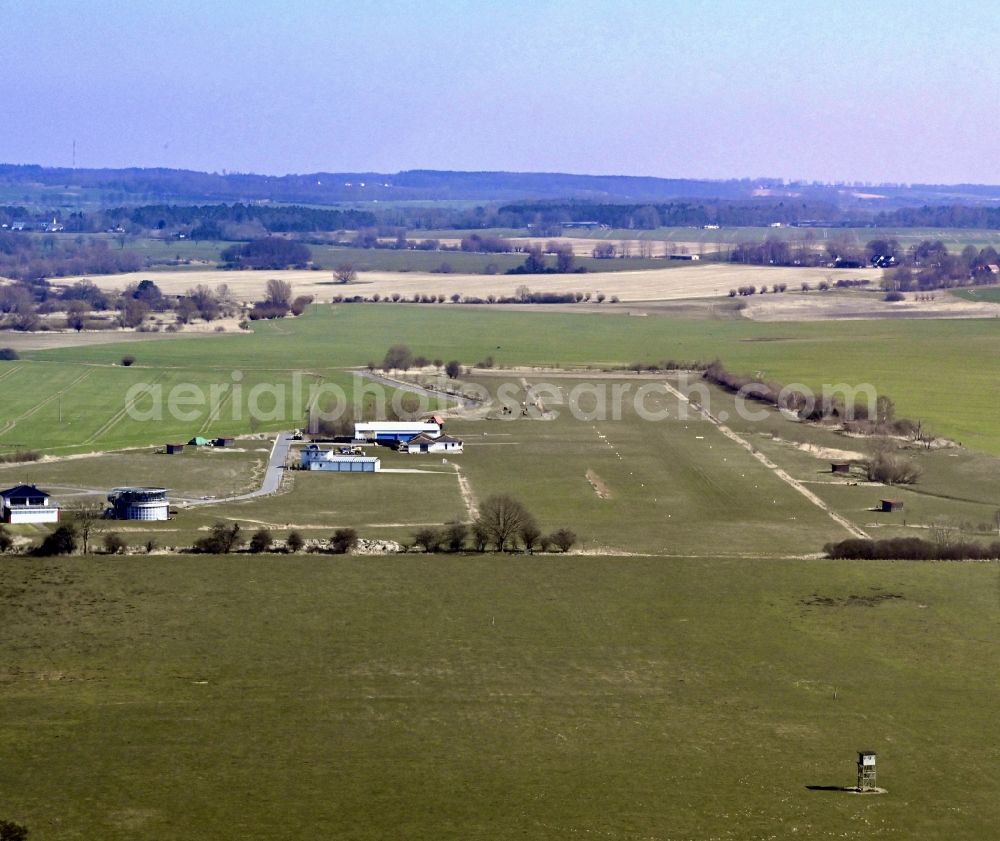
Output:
[412, 495, 576, 554]
[0, 231, 141, 282]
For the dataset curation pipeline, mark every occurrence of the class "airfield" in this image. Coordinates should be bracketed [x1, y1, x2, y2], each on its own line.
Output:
[1, 264, 999, 841]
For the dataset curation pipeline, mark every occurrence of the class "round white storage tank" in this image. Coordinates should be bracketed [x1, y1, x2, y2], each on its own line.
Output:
[108, 487, 169, 521]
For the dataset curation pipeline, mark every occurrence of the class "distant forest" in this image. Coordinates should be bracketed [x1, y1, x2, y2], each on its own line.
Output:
[4, 198, 1000, 242]
[2, 163, 999, 209]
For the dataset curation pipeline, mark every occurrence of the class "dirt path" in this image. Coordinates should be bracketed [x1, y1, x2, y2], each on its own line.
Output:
[0, 364, 23, 384]
[585, 468, 611, 499]
[661, 381, 869, 540]
[452, 464, 478, 520]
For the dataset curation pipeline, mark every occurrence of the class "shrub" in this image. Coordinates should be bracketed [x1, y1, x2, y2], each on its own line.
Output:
[382, 344, 413, 371]
[292, 295, 312, 315]
[120, 355, 136, 367]
[865, 447, 922, 484]
[550, 528, 577, 553]
[0, 819, 29, 841]
[471, 521, 490, 552]
[0, 450, 40, 464]
[103, 532, 127, 554]
[193, 521, 243, 554]
[825, 537, 1000, 561]
[249, 527, 273, 553]
[518, 518, 542, 553]
[286, 530, 304, 553]
[0, 348, 19, 361]
[34, 525, 77, 556]
[412, 527, 442, 553]
[443, 522, 468, 552]
[330, 528, 358, 554]
[0, 527, 13, 553]
[249, 301, 290, 320]
[884, 291, 905, 302]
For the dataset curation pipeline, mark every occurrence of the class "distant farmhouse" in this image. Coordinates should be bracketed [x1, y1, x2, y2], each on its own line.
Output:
[300, 445, 380, 472]
[1, 484, 60, 524]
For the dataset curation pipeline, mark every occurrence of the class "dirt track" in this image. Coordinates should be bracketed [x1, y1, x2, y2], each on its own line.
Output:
[659, 380, 869, 540]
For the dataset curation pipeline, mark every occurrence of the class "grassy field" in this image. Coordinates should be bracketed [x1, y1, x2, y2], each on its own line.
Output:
[418, 225, 1000, 252]
[0, 554, 997, 841]
[952, 286, 1000, 304]
[15, 304, 998, 454]
[30, 369, 996, 557]
[304, 244, 667, 274]
[0, 446, 268, 502]
[0, 362, 343, 455]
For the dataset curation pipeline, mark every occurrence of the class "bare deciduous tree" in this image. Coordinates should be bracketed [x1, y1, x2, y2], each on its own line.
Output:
[265, 278, 293, 309]
[72, 506, 105, 555]
[334, 263, 357, 284]
[476, 494, 531, 552]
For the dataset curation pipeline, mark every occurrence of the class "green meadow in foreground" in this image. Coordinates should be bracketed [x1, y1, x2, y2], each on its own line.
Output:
[0, 555, 997, 841]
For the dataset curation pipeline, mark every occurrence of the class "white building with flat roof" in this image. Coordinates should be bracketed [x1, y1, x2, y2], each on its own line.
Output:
[1, 484, 60, 524]
[301, 446, 381, 472]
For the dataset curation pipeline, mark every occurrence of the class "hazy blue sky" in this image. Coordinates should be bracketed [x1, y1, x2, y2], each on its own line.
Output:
[3, 0, 998, 183]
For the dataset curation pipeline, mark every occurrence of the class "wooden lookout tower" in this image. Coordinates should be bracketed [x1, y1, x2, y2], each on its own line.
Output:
[857, 751, 877, 792]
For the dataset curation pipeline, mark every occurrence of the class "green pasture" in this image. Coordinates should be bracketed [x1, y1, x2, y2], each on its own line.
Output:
[1, 554, 997, 841]
[14, 371, 996, 555]
[17, 304, 997, 453]
[690, 384, 1000, 541]
[952, 286, 1000, 304]
[207, 463, 466, 540]
[112, 235, 225, 265]
[447, 377, 844, 555]
[418, 225, 1000, 252]
[0, 446, 267, 504]
[0, 361, 342, 454]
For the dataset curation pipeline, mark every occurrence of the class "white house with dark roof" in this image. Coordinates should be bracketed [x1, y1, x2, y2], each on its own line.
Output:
[1, 484, 60, 524]
[402, 432, 464, 454]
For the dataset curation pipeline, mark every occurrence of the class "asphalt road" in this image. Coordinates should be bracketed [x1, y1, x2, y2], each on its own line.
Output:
[185, 433, 293, 507]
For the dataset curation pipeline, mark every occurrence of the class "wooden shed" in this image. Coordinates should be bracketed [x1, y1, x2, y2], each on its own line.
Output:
[879, 499, 904, 512]
[214, 437, 236, 448]
[165, 443, 185, 455]
[831, 461, 851, 474]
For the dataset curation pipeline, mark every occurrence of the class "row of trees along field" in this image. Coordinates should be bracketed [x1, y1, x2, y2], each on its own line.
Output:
[5, 196, 1000, 241]
[0, 276, 310, 332]
[0, 203, 376, 235]
[0, 230, 315, 282]
[412, 495, 576, 554]
[731, 235, 998, 287]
